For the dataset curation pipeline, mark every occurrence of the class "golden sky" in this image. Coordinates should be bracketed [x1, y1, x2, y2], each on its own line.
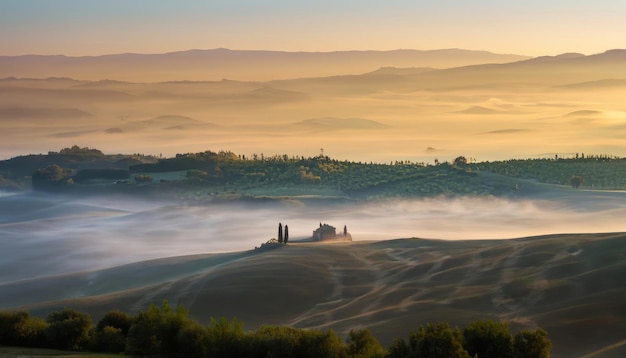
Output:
[1, 1, 625, 56]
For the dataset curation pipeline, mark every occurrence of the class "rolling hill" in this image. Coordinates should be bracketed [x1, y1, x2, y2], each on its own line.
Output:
[2, 233, 625, 357]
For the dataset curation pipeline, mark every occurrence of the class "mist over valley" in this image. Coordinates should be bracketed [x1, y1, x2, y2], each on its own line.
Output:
[2, 48, 626, 357]
[4, 0, 626, 355]
[1, 188, 625, 284]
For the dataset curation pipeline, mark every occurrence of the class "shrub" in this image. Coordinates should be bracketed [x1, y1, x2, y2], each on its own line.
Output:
[513, 328, 551, 358]
[345, 328, 385, 358]
[571, 175, 584, 189]
[412, 323, 469, 358]
[187, 169, 209, 180]
[247, 325, 344, 358]
[205, 317, 245, 357]
[96, 309, 132, 336]
[134, 174, 154, 183]
[126, 300, 189, 356]
[387, 338, 411, 358]
[90, 325, 126, 353]
[0, 311, 48, 347]
[463, 320, 513, 358]
[387, 322, 469, 358]
[177, 321, 211, 358]
[45, 308, 92, 350]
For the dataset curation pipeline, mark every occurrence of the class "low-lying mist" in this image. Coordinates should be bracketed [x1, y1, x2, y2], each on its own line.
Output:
[1, 190, 626, 284]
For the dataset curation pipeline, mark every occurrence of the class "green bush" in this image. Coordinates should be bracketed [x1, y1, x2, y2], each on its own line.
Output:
[0, 305, 552, 358]
[125, 300, 189, 356]
[0, 311, 48, 347]
[345, 328, 385, 358]
[45, 308, 92, 350]
[96, 309, 131, 336]
[176, 321, 211, 358]
[388, 322, 469, 358]
[513, 328, 551, 358]
[204, 317, 245, 357]
[90, 325, 126, 353]
[247, 325, 345, 358]
[463, 320, 513, 358]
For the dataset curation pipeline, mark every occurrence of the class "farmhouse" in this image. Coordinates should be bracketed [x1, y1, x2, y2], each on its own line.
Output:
[312, 223, 352, 241]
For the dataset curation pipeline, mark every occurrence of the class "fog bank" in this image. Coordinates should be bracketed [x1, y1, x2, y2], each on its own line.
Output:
[1, 191, 625, 284]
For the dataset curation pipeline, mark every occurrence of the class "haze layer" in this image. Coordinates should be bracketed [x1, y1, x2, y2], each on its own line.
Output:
[1, 49, 626, 162]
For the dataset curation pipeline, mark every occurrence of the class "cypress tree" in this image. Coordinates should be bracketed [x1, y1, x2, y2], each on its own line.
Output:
[284, 225, 289, 243]
[278, 223, 283, 243]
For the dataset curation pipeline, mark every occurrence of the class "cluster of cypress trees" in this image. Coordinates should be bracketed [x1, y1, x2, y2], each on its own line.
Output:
[278, 222, 289, 243]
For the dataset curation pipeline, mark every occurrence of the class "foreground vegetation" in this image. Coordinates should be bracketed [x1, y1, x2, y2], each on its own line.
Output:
[2, 145, 625, 198]
[0, 346, 122, 358]
[0, 301, 550, 357]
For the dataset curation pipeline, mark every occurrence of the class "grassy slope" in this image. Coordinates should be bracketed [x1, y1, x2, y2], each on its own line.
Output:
[2, 234, 626, 357]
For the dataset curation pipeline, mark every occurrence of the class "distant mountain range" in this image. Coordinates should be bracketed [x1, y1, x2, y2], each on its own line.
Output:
[0, 48, 529, 82]
[264, 49, 626, 91]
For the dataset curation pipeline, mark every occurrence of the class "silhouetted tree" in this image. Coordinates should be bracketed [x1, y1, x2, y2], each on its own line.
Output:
[344, 225, 348, 236]
[454, 156, 468, 167]
[278, 223, 283, 243]
[284, 225, 289, 243]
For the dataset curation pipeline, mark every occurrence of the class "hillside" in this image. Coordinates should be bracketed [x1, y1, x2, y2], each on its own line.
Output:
[0, 48, 528, 82]
[4, 145, 626, 200]
[2, 233, 625, 357]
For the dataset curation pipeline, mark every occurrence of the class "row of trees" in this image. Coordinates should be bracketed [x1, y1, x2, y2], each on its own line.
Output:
[0, 302, 550, 357]
[472, 157, 626, 189]
[388, 321, 551, 358]
[27, 146, 626, 195]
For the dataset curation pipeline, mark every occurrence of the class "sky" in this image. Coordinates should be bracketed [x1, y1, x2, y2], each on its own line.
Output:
[1, 0, 625, 57]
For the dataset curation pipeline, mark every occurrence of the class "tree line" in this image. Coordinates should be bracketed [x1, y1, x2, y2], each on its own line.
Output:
[0, 301, 550, 357]
[23, 146, 626, 195]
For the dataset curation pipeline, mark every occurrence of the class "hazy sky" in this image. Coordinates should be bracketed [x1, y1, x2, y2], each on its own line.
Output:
[1, 1, 624, 56]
